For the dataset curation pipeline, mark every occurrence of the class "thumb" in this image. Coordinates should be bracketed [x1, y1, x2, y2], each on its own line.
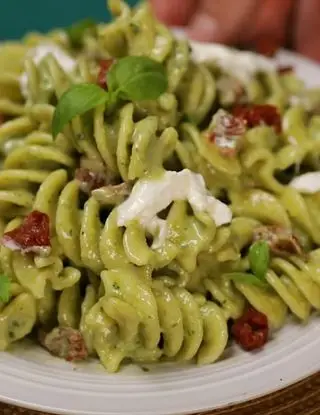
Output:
[149, 0, 196, 27]
[186, 0, 258, 44]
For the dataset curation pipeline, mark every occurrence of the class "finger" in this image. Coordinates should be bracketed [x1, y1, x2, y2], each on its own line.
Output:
[249, 0, 294, 44]
[295, 0, 320, 62]
[149, 0, 196, 26]
[186, 0, 258, 44]
[246, 0, 294, 56]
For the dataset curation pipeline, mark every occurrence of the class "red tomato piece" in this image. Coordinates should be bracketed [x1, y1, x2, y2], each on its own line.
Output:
[232, 104, 282, 134]
[0, 211, 51, 255]
[232, 307, 269, 351]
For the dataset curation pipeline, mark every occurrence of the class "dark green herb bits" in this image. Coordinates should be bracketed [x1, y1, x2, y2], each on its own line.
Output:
[52, 84, 109, 138]
[225, 272, 269, 288]
[224, 241, 270, 288]
[66, 18, 97, 48]
[52, 56, 168, 138]
[0, 274, 11, 303]
[249, 240, 270, 281]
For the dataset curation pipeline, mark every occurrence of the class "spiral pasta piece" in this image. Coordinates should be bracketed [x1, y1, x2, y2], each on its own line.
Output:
[266, 253, 320, 321]
[80, 266, 228, 372]
[100, 199, 219, 271]
[280, 187, 320, 244]
[0, 292, 37, 350]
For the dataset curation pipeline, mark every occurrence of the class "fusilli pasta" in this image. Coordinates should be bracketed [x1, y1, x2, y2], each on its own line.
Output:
[0, 0, 319, 372]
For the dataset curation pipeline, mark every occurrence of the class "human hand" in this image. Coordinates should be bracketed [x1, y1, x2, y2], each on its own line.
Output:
[150, 0, 320, 62]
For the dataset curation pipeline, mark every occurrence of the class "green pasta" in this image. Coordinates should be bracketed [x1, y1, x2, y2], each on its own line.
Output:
[0, 0, 319, 373]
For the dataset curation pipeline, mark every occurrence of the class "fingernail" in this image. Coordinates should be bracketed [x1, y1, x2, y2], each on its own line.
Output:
[186, 12, 220, 42]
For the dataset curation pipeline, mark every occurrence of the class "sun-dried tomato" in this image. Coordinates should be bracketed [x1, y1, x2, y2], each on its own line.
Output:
[75, 167, 106, 194]
[40, 327, 88, 362]
[97, 59, 114, 89]
[0, 114, 5, 125]
[232, 307, 269, 351]
[0, 211, 51, 255]
[209, 109, 247, 156]
[277, 65, 294, 75]
[232, 104, 282, 134]
[253, 225, 303, 258]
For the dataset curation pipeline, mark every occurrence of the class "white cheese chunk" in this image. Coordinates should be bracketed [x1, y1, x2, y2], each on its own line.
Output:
[190, 41, 275, 84]
[289, 172, 320, 194]
[116, 169, 232, 248]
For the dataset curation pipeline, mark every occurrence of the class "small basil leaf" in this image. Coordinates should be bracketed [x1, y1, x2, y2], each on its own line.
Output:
[0, 274, 11, 303]
[120, 72, 167, 101]
[249, 240, 270, 280]
[52, 84, 109, 138]
[66, 18, 97, 48]
[225, 272, 269, 288]
[107, 56, 168, 101]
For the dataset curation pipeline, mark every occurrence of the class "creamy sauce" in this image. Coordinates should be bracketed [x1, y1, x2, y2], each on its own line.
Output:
[289, 172, 320, 194]
[19, 43, 77, 98]
[116, 169, 232, 248]
[190, 41, 275, 83]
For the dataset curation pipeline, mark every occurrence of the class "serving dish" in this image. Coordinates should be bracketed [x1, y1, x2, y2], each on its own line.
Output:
[1, 0, 320, 409]
[0, 34, 319, 413]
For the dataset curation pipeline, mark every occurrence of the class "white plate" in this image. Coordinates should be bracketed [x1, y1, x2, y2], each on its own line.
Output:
[0, 46, 319, 415]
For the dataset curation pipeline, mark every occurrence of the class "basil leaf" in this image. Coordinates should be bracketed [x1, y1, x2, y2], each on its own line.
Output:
[0, 274, 11, 303]
[52, 57, 168, 138]
[66, 18, 97, 48]
[225, 272, 269, 288]
[249, 240, 270, 281]
[52, 84, 109, 138]
[107, 56, 168, 101]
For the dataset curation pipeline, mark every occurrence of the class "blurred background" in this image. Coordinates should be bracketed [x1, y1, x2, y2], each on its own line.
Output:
[0, 0, 137, 40]
[1, 1, 319, 61]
